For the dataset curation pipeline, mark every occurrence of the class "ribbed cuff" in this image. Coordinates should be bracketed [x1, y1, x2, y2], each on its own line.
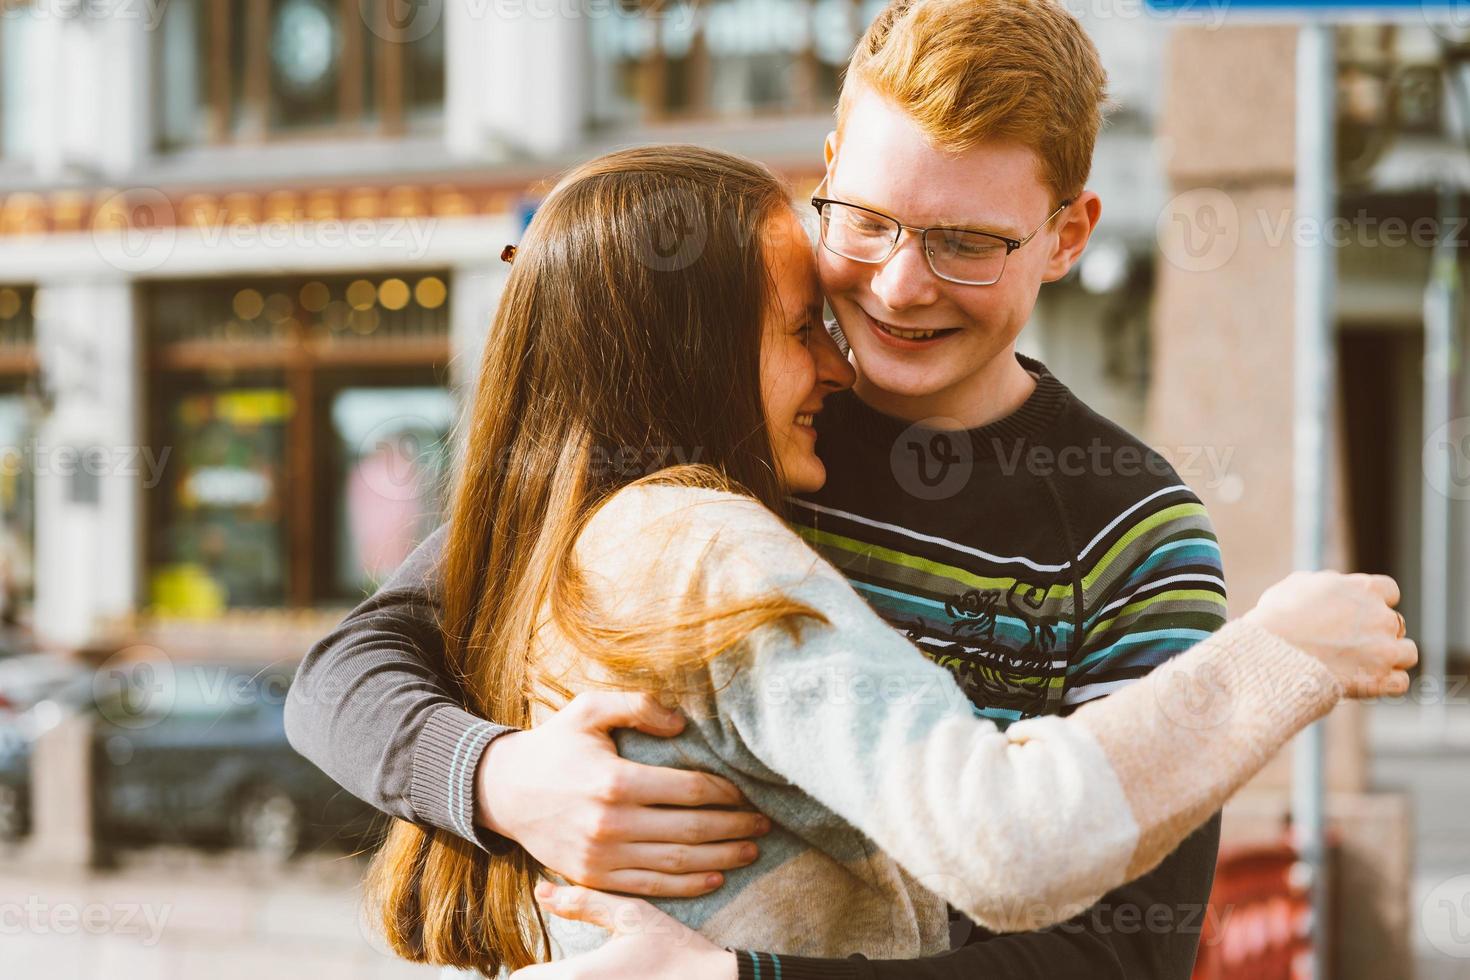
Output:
[732, 950, 868, 979]
[408, 703, 517, 851]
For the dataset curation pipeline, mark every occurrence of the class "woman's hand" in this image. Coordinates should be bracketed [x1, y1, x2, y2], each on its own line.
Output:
[475, 691, 770, 897]
[507, 883, 737, 980]
[1243, 571, 1417, 698]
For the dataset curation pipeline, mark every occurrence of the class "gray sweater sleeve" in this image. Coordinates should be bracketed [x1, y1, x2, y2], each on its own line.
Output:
[284, 524, 514, 850]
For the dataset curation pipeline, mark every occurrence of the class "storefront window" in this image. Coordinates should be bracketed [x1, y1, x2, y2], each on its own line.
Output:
[147, 273, 452, 614]
[0, 286, 39, 624]
[331, 386, 452, 596]
[152, 385, 291, 615]
[590, 0, 883, 124]
[157, 0, 445, 149]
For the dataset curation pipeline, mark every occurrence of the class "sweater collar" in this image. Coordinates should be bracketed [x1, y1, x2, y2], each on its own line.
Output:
[825, 354, 1070, 460]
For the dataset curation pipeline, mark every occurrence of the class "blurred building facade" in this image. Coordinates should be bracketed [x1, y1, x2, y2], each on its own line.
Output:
[0, 0, 1169, 656]
[0, 5, 1464, 669]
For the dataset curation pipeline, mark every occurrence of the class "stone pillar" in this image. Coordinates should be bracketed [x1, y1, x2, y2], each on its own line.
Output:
[1150, 26, 1407, 980]
[29, 712, 96, 869]
[1150, 26, 1364, 794]
[446, 0, 587, 160]
[32, 280, 144, 649]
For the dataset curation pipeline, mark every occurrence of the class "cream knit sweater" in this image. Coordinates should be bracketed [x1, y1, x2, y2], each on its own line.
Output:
[530, 484, 1343, 960]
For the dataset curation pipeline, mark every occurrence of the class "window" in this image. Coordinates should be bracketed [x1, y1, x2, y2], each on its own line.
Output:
[0, 286, 38, 623]
[157, 0, 446, 149]
[0, 6, 40, 162]
[590, 0, 884, 124]
[146, 273, 453, 615]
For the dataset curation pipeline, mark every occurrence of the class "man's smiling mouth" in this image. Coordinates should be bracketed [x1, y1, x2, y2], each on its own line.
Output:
[867, 311, 961, 344]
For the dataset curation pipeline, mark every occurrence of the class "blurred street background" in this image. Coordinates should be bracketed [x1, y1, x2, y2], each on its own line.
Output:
[0, 1, 1467, 977]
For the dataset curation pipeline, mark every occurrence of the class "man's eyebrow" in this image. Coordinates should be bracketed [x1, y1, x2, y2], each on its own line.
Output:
[835, 190, 1023, 239]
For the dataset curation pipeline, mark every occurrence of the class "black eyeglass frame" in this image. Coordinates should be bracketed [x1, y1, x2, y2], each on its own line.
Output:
[809, 194, 1074, 286]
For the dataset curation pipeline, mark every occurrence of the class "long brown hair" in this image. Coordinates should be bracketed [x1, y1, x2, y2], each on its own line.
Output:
[364, 145, 825, 974]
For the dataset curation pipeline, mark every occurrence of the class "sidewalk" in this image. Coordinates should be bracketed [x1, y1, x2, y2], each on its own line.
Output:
[0, 846, 437, 980]
[1367, 701, 1470, 980]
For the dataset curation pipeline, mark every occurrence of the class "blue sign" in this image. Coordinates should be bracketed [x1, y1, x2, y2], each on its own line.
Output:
[1145, 0, 1467, 14]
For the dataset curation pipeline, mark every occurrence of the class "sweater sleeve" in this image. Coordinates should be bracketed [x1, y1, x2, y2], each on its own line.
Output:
[284, 524, 515, 850]
[732, 813, 1221, 980]
[592, 487, 1340, 934]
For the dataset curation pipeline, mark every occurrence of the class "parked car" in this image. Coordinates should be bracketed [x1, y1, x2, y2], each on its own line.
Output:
[0, 651, 87, 719]
[0, 659, 381, 861]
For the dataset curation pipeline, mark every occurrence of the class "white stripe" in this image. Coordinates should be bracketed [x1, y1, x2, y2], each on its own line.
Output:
[447, 721, 496, 840]
[1061, 677, 1140, 706]
[911, 635, 1070, 670]
[1075, 484, 1198, 563]
[790, 483, 1202, 574]
[1092, 573, 1228, 620]
[788, 498, 1072, 573]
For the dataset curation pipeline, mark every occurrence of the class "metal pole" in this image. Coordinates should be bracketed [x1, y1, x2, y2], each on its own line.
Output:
[1420, 186, 1458, 739]
[1292, 21, 1335, 980]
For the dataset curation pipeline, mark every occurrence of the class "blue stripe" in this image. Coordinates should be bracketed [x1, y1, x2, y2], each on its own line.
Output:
[751, 950, 762, 980]
[447, 721, 495, 839]
[1068, 627, 1214, 675]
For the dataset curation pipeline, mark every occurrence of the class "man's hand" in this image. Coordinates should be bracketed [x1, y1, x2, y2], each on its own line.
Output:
[475, 691, 770, 897]
[508, 883, 737, 980]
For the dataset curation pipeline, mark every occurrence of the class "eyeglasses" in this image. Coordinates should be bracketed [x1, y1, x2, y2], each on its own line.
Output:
[810, 193, 1073, 287]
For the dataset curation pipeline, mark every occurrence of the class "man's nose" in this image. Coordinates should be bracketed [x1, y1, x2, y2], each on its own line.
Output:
[869, 230, 942, 310]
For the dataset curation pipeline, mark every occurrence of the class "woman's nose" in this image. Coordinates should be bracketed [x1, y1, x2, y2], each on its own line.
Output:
[814, 324, 856, 392]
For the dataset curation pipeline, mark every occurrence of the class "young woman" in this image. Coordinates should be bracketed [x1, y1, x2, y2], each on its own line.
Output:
[363, 145, 1412, 976]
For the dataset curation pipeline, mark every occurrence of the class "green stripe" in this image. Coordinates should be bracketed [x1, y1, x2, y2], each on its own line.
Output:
[1080, 503, 1211, 591]
[799, 509, 1215, 605]
[797, 526, 1074, 599]
[1085, 588, 1229, 640]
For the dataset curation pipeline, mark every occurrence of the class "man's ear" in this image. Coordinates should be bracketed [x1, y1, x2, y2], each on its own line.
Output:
[823, 130, 838, 170]
[1041, 191, 1102, 283]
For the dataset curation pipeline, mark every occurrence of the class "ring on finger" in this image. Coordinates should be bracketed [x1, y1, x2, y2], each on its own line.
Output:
[1395, 611, 1406, 639]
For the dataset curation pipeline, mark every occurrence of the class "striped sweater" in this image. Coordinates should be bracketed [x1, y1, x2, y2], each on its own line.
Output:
[530, 483, 1339, 963]
[792, 356, 1229, 729]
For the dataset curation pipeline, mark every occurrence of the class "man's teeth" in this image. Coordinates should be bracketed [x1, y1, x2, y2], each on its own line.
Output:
[878, 321, 941, 340]
[795, 413, 815, 427]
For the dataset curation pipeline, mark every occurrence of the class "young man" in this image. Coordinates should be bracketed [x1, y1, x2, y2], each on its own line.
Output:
[292, 2, 1233, 976]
